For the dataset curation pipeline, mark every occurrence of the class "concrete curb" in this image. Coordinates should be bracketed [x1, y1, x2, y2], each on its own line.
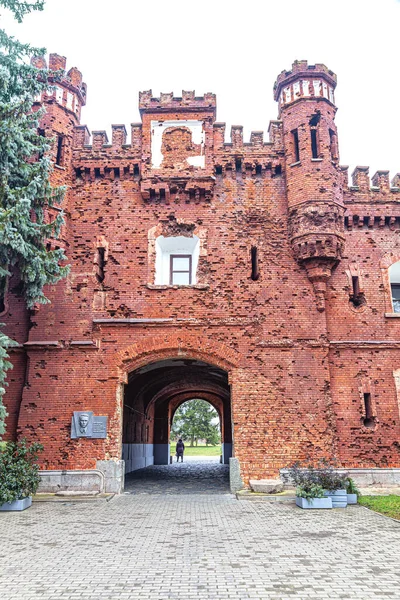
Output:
[236, 490, 296, 502]
[33, 493, 114, 503]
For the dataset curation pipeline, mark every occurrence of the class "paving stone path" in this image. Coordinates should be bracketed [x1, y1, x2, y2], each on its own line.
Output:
[1, 460, 400, 599]
[125, 457, 230, 495]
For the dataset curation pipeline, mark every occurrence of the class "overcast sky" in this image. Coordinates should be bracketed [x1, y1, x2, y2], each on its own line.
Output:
[2, 0, 399, 182]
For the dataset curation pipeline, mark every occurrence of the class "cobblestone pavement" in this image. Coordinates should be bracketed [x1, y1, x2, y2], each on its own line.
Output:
[125, 458, 230, 495]
[1, 464, 400, 600]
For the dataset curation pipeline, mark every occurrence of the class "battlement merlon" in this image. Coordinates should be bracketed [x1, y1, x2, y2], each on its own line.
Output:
[273, 60, 337, 113]
[31, 53, 87, 107]
[139, 90, 216, 117]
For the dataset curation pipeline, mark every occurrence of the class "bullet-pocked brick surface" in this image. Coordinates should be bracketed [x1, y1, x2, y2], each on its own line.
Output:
[3, 57, 400, 484]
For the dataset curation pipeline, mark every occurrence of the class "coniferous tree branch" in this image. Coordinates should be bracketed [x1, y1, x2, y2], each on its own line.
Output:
[0, 0, 69, 436]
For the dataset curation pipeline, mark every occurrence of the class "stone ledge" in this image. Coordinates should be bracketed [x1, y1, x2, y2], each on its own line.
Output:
[249, 479, 284, 493]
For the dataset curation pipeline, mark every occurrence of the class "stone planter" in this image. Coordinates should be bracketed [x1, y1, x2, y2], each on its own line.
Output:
[0, 496, 32, 511]
[324, 489, 348, 508]
[347, 493, 358, 505]
[296, 496, 332, 509]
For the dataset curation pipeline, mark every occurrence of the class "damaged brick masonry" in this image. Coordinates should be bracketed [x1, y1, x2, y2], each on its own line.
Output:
[2, 55, 400, 493]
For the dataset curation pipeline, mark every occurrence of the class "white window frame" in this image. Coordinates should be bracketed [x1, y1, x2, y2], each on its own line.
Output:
[155, 235, 199, 286]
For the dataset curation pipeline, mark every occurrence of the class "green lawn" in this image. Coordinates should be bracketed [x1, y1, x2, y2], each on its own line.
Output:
[171, 444, 221, 456]
[358, 495, 400, 520]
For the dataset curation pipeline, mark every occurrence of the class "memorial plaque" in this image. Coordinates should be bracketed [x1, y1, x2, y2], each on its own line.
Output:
[71, 412, 108, 439]
[92, 416, 108, 439]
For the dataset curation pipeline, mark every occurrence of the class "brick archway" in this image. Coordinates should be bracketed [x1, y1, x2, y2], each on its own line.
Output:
[116, 333, 240, 383]
[120, 344, 234, 474]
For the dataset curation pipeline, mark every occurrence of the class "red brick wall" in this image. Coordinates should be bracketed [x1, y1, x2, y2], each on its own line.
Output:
[3, 58, 400, 485]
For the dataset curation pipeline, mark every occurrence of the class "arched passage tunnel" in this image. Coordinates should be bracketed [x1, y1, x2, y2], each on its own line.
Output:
[122, 359, 232, 474]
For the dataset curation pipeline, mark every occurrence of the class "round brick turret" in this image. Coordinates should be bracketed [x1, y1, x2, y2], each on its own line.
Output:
[31, 54, 87, 248]
[275, 60, 345, 311]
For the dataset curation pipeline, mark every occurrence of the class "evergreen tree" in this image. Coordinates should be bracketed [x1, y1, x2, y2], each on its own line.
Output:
[0, 0, 69, 436]
[171, 399, 220, 447]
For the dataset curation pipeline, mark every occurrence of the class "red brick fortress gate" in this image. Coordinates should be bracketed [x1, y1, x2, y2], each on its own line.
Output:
[3, 55, 400, 494]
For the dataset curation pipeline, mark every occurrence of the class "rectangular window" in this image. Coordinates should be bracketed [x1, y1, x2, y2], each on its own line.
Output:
[56, 135, 64, 166]
[311, 128, 319, 158]
[170, 255, 192, 285]
[391, 284, 400, 313]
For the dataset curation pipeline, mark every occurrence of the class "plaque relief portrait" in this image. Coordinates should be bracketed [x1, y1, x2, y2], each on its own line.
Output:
[71, 411, 93, 439]
[71, 411, 108, 439]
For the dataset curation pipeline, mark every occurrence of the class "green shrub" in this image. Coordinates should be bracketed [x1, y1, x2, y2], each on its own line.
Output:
[315, 461, 348, 491]
[345, 477, 361, 496]
[287, 459, 348, 491]
[0, 439, 43, 504]
[296, 483, 325, 500]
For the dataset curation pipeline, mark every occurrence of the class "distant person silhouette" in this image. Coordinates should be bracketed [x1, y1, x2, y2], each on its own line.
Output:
[176, 438, 185, 462]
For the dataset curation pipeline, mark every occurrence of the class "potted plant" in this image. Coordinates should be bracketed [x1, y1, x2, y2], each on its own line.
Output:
[317, 462, 348, 508]
[345, 477, 360, 505]
[0, 439, 43, 511]
[296, 483, 332, 509]
[287, 462, 332, 509]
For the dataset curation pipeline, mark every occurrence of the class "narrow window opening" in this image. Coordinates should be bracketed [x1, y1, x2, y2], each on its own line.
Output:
[310, 129, 319, 158]
[0, 277, 6, 313]
[251, 247, 260, 281]
[215, 165, 223, 176]
[38, 128, 45, 160]
[133, 164, 140, 178]
[350, 275, 366, 308]
[149, 188, 155, 200]
[95, 247, 106, 283]
[170, 254, 192, 285]
[255, 164, 262, 176]
[363, 393, 375, 428]
[124, 166, 130, 177]
[94, 168, 101, 180]
[56, 134, 64, 165]
[114, 167, 120, 179]
[235, 158, 242, 173]
[309, 113, 320, 159]
[274, 165, 282, 176]
[292, 129, 300, 162]
[160, 188, 166, 201]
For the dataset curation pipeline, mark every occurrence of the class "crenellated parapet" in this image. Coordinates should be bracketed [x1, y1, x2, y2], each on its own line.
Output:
[139, 90, 216, 116]
[31, 53, 87, 120]
[211, 120, 284, 178]
[338, 166, 400, 233]
[72, 123, 143, 184]
[343, 166, 400, 196]
[274, 60, 336, 116]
